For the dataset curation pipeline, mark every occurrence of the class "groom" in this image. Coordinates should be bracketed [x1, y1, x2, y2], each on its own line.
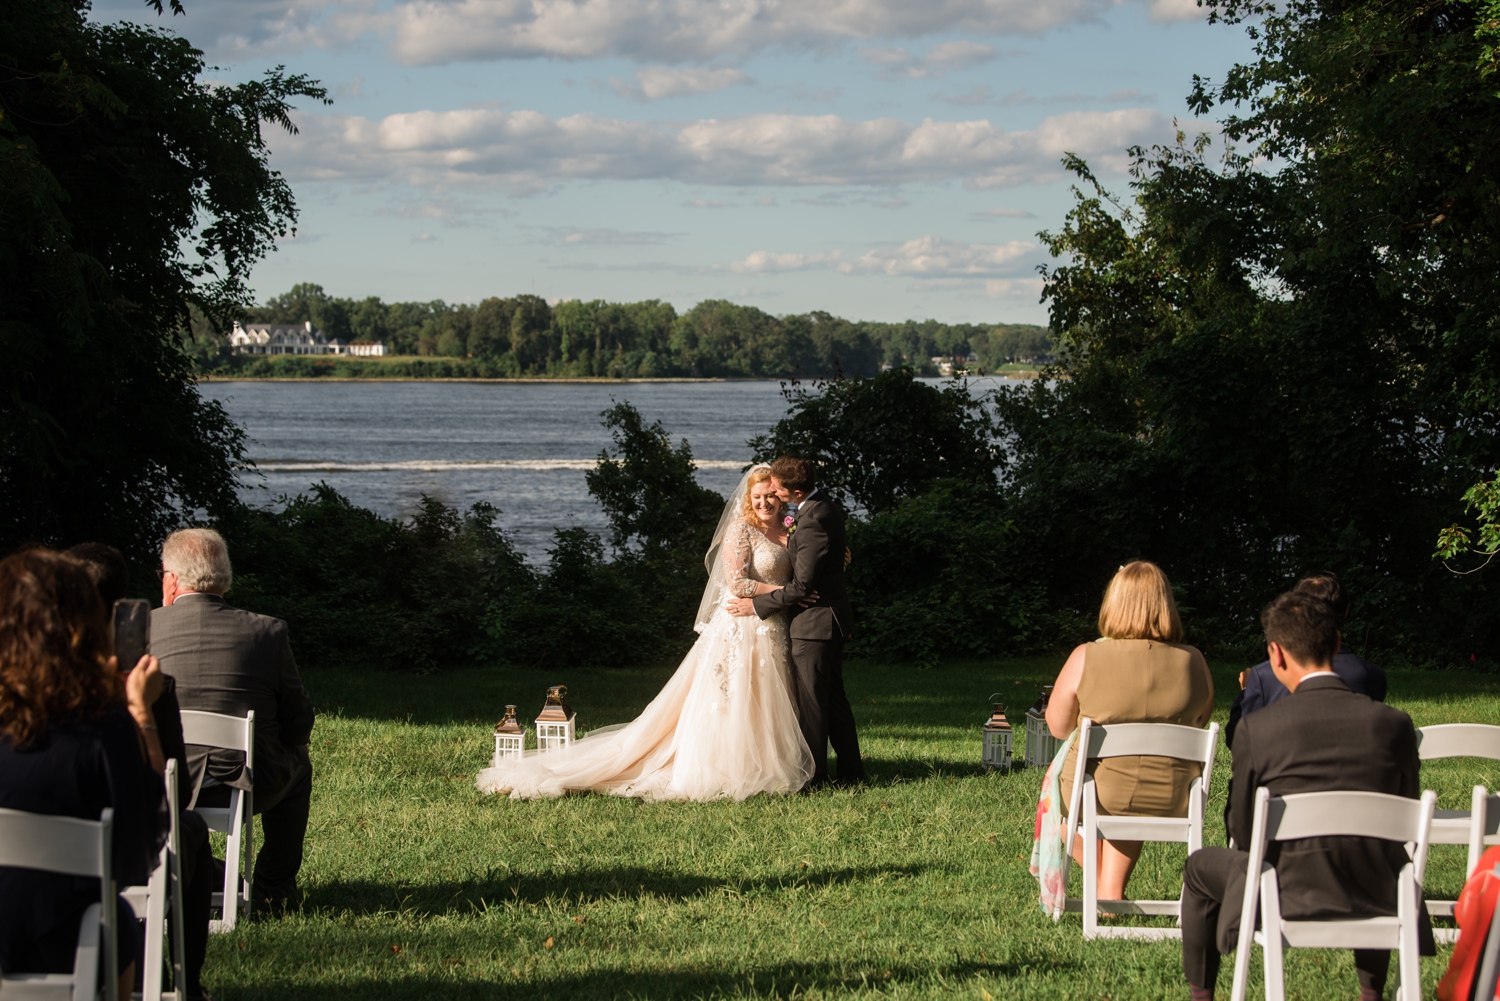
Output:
[728, 456, 864, 788]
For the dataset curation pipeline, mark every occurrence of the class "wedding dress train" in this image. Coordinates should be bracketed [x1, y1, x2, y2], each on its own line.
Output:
[476, 510, 814, 801]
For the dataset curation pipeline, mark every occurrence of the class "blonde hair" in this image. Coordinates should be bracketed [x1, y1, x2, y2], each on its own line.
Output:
[161, 528, 233, 594]
[1097, 560, 1182, 642]
[742, 467, 781, 521]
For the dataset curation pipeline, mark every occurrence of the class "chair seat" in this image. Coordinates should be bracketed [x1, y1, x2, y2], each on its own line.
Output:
[1256, 916, 1402, 950]
[193, 806, 233, 833]
[1429, 810, 1472, 844]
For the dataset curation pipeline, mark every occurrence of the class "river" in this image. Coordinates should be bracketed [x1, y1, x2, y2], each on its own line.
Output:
[201, 377, 1012, 561]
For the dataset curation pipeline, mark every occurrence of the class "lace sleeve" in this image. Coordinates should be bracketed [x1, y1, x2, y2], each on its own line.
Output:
[724, 520, 760, 597]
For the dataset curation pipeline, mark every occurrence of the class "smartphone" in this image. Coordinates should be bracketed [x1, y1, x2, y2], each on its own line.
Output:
[112, 598, 151, 672]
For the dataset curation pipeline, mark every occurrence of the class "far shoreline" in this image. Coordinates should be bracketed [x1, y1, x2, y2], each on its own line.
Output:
[197, 371, 1043, 384]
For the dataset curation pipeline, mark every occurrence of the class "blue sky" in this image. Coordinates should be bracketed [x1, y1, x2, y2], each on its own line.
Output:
[100, 0, 1257, 325]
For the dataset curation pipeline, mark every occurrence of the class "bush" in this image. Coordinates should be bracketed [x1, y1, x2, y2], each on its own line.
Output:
[846, 481, 1050, 665]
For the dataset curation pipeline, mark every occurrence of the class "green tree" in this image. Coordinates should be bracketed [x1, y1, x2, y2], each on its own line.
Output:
[0, 0, 325, 561]
[585, 402, 723, 551]
[994, 0, 1500, 655]
[750, 369, 1002, 515]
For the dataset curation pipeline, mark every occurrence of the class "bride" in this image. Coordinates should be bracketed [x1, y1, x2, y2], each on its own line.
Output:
[476, 465, 814, 801]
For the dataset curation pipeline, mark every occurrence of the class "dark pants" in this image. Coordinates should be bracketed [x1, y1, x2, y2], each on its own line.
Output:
[197, 746, 312, 907]
[790, 635, 864, 786]
[175, 809, 212, 997]
[1182, 847, 1390, 995]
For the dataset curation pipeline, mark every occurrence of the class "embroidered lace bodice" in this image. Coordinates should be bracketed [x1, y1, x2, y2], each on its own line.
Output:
[725, 519, 792, 597]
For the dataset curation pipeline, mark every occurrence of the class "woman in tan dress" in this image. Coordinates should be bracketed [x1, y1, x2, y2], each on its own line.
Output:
[1045, 561, 1214, 901]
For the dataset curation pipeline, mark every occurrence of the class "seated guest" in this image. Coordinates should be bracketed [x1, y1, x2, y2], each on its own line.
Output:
[1181, 592, 1431, 1001]
[0, 549, 166, 1001]
[150, 528, 315, 914]
[66, 542, 216, 1000]
[1225, 571, 1386, 747]
[1046, 560, 1215, 901]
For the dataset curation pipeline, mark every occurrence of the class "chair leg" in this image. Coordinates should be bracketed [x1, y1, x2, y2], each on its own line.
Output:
[243, 793, 255, 920]
[1082, 789, 1098, 940]
[1260, 870, 1285, 1001]
[142, 855, 166, 1001]
[221, 793, 243, 931]
[1398, 867, 1421, 1001]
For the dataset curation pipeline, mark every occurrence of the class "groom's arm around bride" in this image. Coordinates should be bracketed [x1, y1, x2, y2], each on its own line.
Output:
[737, 457, 864, 787]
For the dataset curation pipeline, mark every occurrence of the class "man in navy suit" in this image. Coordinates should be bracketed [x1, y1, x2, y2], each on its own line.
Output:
[1225, 572, 1386, 749]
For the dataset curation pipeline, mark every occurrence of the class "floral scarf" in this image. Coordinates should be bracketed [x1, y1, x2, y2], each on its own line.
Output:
[1029, 728, 1077, 921]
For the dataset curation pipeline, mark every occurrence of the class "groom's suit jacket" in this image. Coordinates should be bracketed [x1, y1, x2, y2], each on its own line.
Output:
[752, 492, 854, 641]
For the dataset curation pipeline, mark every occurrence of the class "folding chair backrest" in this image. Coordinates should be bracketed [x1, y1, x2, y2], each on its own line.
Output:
[1268, 789, 1435, 843]
[0, 807, 116, 1001]
[1084, 721, 1219, 765]
[181, 709, 255, 771]
[0, 807, 109, 877]
[1417, 724, 1500, 762]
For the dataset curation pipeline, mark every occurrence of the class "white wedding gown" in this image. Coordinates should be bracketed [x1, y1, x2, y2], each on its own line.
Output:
[476, 517, 814, 801]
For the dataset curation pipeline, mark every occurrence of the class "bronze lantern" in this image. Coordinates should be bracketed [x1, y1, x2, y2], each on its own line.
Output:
[1024, 685, 1064, 768]
[535, 685, 576, 751]
[981, 694, 1013, 771]
[493, 704, 525, 765]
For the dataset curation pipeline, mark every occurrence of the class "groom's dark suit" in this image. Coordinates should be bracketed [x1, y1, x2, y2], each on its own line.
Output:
[753, 491, 864, 786]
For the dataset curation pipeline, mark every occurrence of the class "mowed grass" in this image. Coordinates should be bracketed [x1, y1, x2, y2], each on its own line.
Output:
[204, 659, 1500, 1000]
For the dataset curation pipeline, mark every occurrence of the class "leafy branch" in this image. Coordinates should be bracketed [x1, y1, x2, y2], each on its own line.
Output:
[1436, 477, 1500, 574]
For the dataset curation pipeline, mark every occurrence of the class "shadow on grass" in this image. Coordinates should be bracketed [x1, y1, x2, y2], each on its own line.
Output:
[234, 955, 1074, 1000]
[299, 863, 929, 916]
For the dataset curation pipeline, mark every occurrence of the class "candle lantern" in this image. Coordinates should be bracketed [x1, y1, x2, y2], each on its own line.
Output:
[981, 694, 1013, 771]
[535, 685, 576, 752]
[1024, 685, 1063, 768]
[493, 704, 524, 765]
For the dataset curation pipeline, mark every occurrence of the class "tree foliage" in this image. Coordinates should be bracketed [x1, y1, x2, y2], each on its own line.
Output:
[995, 0, 1500, 658]
[749, 369, 1003, 515]
[0, 0, 326, 562]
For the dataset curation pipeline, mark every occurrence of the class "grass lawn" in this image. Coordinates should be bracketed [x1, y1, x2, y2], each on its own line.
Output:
[204, 659, 1500, 1000]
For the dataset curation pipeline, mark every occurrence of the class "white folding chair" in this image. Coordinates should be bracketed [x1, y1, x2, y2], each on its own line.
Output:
[121, 759, 188, 1001]
[1230, 787, 1437, 1001]
[180, 709, 254, 932]
[0, 806, 117, 1001]
[1061, 717, 1221, 939]
[1416, 723, 1500, 939]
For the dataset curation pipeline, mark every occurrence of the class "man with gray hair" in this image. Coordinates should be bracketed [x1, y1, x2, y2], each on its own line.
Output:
[151, 528, 315, 915]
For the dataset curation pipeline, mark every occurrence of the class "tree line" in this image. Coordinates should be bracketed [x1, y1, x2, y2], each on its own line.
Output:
[185, 283, 1054, 379]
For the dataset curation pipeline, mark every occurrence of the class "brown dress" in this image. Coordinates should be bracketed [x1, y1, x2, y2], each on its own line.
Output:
[1058, 638, 1212, 819]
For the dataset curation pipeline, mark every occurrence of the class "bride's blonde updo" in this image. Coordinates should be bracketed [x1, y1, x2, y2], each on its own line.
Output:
[741, 466, 782, 522]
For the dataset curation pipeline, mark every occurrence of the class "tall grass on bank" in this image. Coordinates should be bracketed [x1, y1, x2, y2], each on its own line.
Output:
[204, 660, 1497, 999]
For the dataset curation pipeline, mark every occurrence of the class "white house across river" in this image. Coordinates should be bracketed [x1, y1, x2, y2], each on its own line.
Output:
[230, 321, 386, 357]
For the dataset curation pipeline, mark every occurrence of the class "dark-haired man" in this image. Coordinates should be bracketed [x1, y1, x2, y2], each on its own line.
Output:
[1180, 592, 1428, 1001]
[727, 456, 864, 788]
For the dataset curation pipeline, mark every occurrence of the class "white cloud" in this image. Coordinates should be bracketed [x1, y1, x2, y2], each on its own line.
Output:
[612, 66, 753, 101]
[529, 226, 682, 245]
[411, 230, 437, 242]
[935, 85, 994, 106]
[861, 41, 998, 79]
[838, 236, 1034, 277]
[972, 206, 1036, 219]
[1146, 0, 1206, 21]
[274, 106, 1188, 193]
[728, 250, 844, 274]
[685, 199, 738, 208]
[97, 0, 1132, 64]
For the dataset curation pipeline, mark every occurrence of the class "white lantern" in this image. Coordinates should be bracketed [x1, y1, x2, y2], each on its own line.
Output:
[1024, 685, 1064, 768]
[981, 695, 1013, 771]
[535, 685, 576, 752]
[493, 704, 525, 765]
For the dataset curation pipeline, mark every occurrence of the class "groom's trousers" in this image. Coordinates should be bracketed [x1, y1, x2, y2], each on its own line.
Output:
[790, 636, 865, 785]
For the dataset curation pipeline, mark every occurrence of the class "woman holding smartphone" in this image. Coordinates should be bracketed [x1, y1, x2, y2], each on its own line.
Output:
[0, 548, 167, 1001]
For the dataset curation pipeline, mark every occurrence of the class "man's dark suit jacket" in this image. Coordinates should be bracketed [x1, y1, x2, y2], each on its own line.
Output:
[1226, 645, 1386, 747]
[752, 492, 853, 640]
[150, 593, 315, 808]
[1229, 674, 1420, 921]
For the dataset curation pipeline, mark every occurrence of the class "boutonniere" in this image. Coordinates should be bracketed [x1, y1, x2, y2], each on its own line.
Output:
[783, 514, 797, 535]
